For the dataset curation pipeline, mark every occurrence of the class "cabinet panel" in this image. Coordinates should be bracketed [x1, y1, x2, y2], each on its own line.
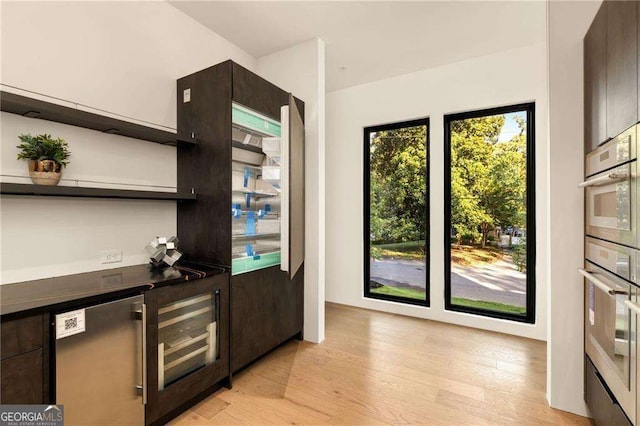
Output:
[231, 265, 303, 372]
[177, 61, 232, 268]
[585, 3, 607, 152]
[232, 62, 288, 122]
[1, 350, 43, 404]
[1, 314, 44, 360]
[607, 0, 638, 139]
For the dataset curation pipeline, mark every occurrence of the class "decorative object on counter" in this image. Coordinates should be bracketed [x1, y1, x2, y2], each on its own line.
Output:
[16, 133, 71, 186]
[145, 236, 183, 267]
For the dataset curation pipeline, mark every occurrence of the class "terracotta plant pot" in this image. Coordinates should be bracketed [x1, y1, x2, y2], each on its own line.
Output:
[28, 160, 62, 186]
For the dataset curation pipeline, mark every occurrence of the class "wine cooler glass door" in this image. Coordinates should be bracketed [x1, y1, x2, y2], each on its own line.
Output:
[157, 290, 220, 390]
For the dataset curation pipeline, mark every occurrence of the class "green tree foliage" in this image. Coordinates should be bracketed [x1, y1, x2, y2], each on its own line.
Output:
[370, 125, 427, 245]
[368, 114, 527, 254]
[451, 114, 527, 247]
[450, 116, 501, 244]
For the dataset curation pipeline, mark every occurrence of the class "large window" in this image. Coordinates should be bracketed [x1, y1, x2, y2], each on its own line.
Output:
[364, 118, 429, 306]
[444, 104, 535, 323]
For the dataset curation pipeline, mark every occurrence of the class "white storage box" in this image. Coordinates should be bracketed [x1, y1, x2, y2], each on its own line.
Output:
[262, 166, 281, 184]
[262, 137, 281, 159]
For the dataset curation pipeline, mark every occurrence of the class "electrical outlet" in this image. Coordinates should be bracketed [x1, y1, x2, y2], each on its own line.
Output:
[100, 249, 122, 264]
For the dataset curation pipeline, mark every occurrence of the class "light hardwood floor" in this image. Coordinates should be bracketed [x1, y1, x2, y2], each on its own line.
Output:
[171, 303, 590, 425]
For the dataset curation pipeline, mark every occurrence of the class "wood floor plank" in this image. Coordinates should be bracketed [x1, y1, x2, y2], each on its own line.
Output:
[168, 410, 210, 425]
[172, 303, 591, 426]
[191, 396, 230, 420]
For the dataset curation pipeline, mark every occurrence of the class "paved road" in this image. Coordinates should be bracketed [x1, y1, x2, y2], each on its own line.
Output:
[370, 258, 526, 307]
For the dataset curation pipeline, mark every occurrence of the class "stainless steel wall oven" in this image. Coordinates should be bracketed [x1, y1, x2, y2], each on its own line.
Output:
[583, 126, 637, 248]
[581, 265, 636, 422]
[582, 124, 640, 425]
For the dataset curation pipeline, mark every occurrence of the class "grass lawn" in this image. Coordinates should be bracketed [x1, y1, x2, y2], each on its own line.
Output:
[451, 297, 526, 315]
[450, 245, 503, 266]
[370, 284, 425, 300]
[370, 285, 525, 315]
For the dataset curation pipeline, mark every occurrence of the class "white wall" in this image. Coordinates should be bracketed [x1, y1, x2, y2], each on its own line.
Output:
[325, 43, 549, 341]
[0, 1, 255, 129]
[255, 38, 326, 343]
[547, 0, 601, 417]
[0, 1, 255, 283]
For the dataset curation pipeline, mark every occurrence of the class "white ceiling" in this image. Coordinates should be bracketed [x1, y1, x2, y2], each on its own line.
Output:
[169, 1, 546, 92]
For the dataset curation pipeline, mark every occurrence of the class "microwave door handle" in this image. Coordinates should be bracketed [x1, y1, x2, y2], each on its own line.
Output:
[578, 268, 626, 296]
[578, 172, 628, 188]
[625, 300, 640, 315]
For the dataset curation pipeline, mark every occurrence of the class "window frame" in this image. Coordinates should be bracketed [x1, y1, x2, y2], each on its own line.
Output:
[363, 117, 431, 307]
[443, 103, 536, 323]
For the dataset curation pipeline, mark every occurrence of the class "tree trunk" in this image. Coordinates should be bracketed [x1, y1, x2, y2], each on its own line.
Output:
[480, 224, 490, 248]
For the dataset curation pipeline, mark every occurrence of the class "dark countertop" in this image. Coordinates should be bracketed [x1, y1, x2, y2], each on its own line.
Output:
[0, 261, 227, 319]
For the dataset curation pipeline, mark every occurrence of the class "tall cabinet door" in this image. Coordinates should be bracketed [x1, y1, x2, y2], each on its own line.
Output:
[585, 3, 607, 153]
[607, 0, 638, 139]
[280, 94, 305, 279]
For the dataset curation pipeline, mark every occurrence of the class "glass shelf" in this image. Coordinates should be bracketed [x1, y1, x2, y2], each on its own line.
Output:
[231, 189, 278, 198]
[232, 233, 280, 241]
[232, 251, 281, 275]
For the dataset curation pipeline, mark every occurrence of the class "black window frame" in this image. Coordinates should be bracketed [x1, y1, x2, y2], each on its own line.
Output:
[443, 103, 536, 323]
[363, 117, 430, 307]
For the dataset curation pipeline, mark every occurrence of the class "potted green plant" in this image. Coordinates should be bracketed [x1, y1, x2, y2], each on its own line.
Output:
[16, 133, 71, 186]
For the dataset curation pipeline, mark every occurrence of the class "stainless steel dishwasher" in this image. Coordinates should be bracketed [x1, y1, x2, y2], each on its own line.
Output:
[55, 295, 145, 425]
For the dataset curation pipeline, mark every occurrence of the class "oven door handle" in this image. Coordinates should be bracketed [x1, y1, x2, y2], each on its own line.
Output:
[578, 268, 627, 296]
[625, 300, 640, 316]
[578, 172, 628, 188]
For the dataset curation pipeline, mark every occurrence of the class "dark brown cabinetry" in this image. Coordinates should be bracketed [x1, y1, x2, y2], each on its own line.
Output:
[1, 349, 44, 404]
[0, 314, 48, 404]
[230, 265, 304, 372]
[145, 274, 229, 426]
[585, 0, 639, 153]
[585, 3, 607, 152]
[606, 0, 638, 139]
[177, 61, 305, 374]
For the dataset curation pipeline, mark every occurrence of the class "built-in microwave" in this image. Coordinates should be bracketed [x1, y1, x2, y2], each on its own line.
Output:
[582, 126, 637, 248]
[586, 237, 638, 284]
[580, 264, 636, 423]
